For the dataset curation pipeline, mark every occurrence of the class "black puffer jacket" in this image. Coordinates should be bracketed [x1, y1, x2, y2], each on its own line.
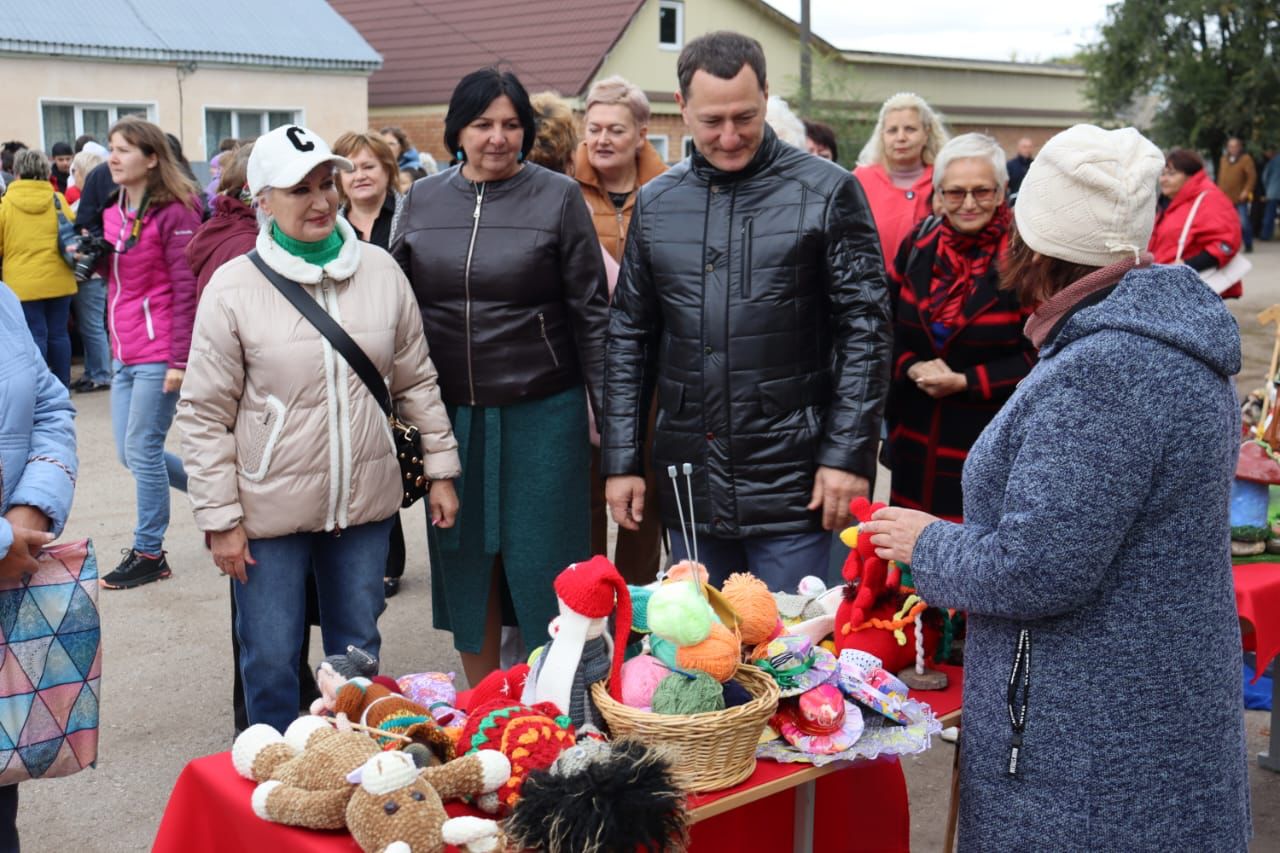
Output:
[603, 128, 892, 538]
[391, 163, 609, 411]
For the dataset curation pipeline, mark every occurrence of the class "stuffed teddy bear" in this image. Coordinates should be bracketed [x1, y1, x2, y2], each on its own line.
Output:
[232, 715, 509, 840]
[345, 750, 506, 853]
[833, 497, 936, 673]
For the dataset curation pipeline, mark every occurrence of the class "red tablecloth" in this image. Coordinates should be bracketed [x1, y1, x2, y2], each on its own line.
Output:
[154, 752, 908, 853]
[1235, 562, 1280, 682]
[908, 662, 963, 721]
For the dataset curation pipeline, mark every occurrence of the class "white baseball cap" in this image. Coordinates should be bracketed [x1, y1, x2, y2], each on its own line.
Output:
[247, 124, 353, 195]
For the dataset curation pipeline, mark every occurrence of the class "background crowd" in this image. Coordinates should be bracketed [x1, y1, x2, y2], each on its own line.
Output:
[0, 27, 1257, 850]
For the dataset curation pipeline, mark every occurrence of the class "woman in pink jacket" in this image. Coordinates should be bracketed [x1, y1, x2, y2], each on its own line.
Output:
[97, 117, 203, 590]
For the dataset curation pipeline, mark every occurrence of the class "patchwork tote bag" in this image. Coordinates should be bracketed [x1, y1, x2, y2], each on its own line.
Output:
[0, 539, 101, 783]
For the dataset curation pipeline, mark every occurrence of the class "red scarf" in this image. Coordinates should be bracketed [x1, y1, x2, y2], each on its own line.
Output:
[924, 205, 1011, 330]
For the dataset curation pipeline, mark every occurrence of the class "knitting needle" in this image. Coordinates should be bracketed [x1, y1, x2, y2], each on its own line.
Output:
[682, 463, 700, 571]
[667, 465, 692, 565]
[321, 717, 413, 743]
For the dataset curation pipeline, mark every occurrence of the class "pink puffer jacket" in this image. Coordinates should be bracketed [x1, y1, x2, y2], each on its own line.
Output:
[104, 196, 202, 368]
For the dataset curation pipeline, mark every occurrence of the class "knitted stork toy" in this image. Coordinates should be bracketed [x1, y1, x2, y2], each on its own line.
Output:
[522, 556, 632, 733]
[834, 497, 930, 673]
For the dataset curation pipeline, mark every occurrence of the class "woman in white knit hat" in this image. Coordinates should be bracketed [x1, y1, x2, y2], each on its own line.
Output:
[863, 124, 1251, 849]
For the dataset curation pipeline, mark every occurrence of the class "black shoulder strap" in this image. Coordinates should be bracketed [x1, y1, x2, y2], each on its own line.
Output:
[246, 250, 392, 417]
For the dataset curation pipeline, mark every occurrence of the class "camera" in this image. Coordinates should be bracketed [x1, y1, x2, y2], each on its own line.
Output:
[73, 236, 114, 283]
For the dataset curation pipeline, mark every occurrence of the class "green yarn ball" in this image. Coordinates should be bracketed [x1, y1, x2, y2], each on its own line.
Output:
[651, 670, 726, 715]
[629, 585, 654, 633]
[647, 582, 713, 646]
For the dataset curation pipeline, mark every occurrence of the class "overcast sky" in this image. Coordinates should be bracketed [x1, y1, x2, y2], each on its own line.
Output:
[761, 1, 1113, 63]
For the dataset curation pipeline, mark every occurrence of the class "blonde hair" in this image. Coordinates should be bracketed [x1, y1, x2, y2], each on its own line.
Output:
[70, 149, 104, 185]
[528, 91, 580, 174]
[585, 75, 651, 127]
[856, 92, 950, 168]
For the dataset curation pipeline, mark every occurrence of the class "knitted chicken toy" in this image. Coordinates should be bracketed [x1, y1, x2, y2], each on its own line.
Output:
[833, 497, 930, 672]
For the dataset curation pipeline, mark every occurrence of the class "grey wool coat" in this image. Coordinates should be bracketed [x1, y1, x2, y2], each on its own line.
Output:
[912, 264, 1251, 851]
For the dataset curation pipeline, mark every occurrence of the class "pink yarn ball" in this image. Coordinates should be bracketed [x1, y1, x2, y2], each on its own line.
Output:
[620, 654, 669, 711]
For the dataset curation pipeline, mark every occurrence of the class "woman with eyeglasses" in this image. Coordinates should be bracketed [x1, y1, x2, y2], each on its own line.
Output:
[97, 117, 203, 590]
[1149, 148, 1245, 299]
[884, 134, 1034, 521]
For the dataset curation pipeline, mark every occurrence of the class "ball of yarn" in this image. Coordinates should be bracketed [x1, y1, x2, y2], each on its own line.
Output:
[721, 679, 752, 708]
[619, 654, 668, 711]
[651, 670, 726, 715]
[675, 621, 739, 682]
[665, 560, 709, 584]
[721, 573, 780, 646]
[649, 635, 678, 667]
[647, 581, 713, 646]
[629, 585, 654, 633]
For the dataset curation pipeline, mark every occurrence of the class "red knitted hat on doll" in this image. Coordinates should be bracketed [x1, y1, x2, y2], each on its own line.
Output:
[551, 556, 632, 703]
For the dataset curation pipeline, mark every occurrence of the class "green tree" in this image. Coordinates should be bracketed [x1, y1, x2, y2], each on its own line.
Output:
[1083, 0, 1280, 159]
[787, 52, 875, 171]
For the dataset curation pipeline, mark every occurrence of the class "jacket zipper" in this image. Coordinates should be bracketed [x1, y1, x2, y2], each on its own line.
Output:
[616, 208, 625, 260]
[319, 277, 346, 533]
[537, 312, 561, 367]
[109, 250, 123, 361]
[462, 183, 486, 405]
[142, 296, 155, 341]
[740, 216, 754, 298]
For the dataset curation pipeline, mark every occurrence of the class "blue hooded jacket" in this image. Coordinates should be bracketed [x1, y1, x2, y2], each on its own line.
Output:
[913, 263, 1251, 850]
[0, 283, 77, 557]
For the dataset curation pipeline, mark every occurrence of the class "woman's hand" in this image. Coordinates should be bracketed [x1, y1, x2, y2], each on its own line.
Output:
[908, 358, 967, 399]
[861, 506, 941, 564]
[210, 524, 255, 584]
[163, 369, 185, 394]
[429, 480, 459, 529]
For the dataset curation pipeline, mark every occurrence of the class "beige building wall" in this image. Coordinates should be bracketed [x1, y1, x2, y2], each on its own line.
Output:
[0, 56, 370, 162]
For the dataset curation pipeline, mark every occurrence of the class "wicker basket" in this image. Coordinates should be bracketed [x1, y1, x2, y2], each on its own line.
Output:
[590, 663, 780, 792]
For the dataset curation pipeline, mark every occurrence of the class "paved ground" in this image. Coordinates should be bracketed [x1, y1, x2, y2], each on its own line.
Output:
[14, 246, 1280, 850]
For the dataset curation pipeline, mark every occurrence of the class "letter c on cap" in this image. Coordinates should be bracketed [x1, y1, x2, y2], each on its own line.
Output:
[285, 127, 315, 152]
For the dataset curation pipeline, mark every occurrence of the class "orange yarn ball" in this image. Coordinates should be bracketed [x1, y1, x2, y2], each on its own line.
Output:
[675, 622, 739, 682]
[665, 560, 709, 584]
[721, 572, 779, 646]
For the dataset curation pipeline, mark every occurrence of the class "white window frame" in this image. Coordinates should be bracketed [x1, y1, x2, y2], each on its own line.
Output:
[38, 99, 158, 151]
[649, 134, 670, 162]
[658, 0, 684, 51]
[202, 106, 304, 160]
[682, 135, 695, 160]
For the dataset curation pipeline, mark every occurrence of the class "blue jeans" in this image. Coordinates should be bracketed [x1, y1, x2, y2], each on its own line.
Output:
[111, 361, 187, 554]
[1236, 202, 1254, 250]
[73, 277, 112, 384]
[234, 517, 393, 732]
[668, 528, 831, 591]
[1262, 199, 1278, 242]
[21, 295, 73, 387]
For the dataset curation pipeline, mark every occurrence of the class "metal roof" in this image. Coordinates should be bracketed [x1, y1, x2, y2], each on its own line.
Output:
[0, 0, 382, 72]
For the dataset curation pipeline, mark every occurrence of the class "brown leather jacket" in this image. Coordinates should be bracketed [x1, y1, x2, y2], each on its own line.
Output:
[573, 140, 669, 263]
[392, 163, 609, 412]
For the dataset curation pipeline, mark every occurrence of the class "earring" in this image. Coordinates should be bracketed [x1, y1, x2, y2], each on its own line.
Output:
[455, 149, 465, 162]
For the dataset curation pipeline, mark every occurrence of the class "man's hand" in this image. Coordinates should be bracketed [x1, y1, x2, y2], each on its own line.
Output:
[605, 475, 646, 531]
[428, 480, 459, 529]
[0, 525, 55, 580]
[210, 524, 255, 584]
[807, 466, 869, 530]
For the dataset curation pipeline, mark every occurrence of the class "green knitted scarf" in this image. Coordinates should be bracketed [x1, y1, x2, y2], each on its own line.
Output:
[271, 222, 343, 267]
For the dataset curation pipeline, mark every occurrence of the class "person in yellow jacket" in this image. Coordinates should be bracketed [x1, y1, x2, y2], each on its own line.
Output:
[0, 149, 77, 386]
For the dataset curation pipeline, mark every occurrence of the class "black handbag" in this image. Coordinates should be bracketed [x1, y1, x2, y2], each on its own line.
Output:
[246, 250, 429, 508]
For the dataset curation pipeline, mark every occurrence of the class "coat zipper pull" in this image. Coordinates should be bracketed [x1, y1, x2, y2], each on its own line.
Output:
[1007, 731, 1023, 777]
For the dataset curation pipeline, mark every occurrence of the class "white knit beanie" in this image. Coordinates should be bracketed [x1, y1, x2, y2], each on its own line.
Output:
[1014, 124, 1164, 267]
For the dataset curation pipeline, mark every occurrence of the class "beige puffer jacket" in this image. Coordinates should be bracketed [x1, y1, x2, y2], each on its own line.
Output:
[176, 217, 460, 539]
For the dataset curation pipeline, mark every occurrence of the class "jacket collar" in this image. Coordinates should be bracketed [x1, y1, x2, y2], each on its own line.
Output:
[446, 160, 537, 198]
[256, 215, 361, 284]
[689, 124, 780, 184]
[573, 140, 669, 195]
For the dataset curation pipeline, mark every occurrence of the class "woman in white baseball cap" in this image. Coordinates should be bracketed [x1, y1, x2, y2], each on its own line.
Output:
[176, 124, 462, 733]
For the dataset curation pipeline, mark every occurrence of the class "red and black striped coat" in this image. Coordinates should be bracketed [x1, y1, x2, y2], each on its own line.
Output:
[885, 216, 1036, 521]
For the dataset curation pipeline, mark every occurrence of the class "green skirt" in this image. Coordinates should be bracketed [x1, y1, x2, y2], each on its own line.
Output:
[428, 385, 591, 654]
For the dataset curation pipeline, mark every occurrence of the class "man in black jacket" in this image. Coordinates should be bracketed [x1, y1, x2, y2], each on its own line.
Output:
[602, 31, 891, 589]
[69, 160, 119, 392]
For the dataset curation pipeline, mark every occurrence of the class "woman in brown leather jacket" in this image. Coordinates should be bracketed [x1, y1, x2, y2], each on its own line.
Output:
[391, 68, 610, 685]
[573, 76, 668, 588]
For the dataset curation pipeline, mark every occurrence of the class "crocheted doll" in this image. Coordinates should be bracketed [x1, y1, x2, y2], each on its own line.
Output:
[522, 556, 632, 732]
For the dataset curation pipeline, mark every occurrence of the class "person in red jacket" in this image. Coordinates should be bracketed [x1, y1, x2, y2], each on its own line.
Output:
[1149, 148, 1245, 299]
[853, 93, 950, 268]
[185, 143, 256, 301]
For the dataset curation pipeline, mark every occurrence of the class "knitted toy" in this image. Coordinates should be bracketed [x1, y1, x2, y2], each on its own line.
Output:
[522, 556, 632, 731]
[231, 716, 509, 838]
[503, 739, 689, 853]
[345, 750, 505, 853]
[833, 498, 937, 673]
[458, 699, 577, 813]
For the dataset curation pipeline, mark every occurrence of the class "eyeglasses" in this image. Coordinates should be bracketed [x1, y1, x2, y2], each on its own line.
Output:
[939, 186, 998, 207]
